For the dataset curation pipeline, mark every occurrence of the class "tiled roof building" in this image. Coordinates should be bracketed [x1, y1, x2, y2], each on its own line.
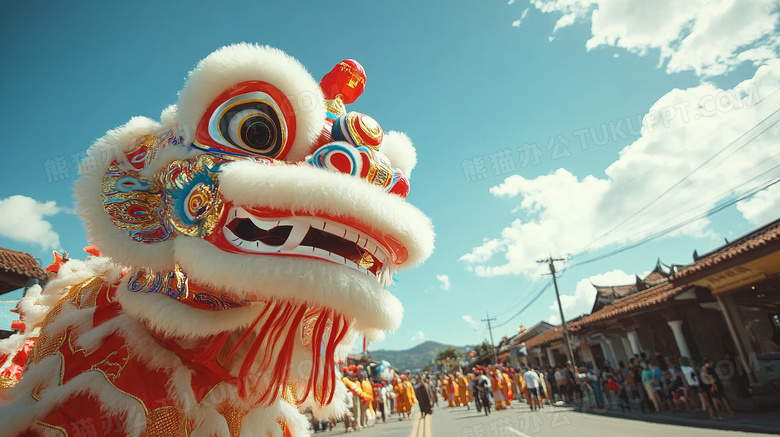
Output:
[0, 247, 51, 295]
[519, 218, 780, 409]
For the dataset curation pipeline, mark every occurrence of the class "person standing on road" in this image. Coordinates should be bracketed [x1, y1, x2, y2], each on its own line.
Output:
[377, 380, 388, 423]
[489, 367, 507, 410]
[415, 377, 434, 418]
[475, 370, 492, 415]
[343, 372, 364, 430]
[586, 365, 604, 409]
[629, 358, 650, 413]
[702, 357, 734, 417]
[523, 366, 542, 411]
[565, 362, 578, 405]
[342, 378, 355, 433]
[358, 372, 374, 427]
[641, 360, 663, 412]
[502, 368, 514, 409]
[537, 366, 550, 407]
[680, 357, 716, 419]
[394, 376, 409, 421]
[614, 361, 630, 412]
[457, 372, 470, 409]
[403, 374, 417, 414]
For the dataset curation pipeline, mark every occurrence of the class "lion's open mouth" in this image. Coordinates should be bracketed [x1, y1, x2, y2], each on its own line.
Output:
[220, 206, 394, 283]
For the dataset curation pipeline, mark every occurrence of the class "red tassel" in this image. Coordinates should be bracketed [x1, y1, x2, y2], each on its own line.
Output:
[223, 300, 352, 407]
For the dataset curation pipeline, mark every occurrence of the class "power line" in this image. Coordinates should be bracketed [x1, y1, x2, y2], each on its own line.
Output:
[614, 114, 780, 239]
[573, 101, 780, 256]
[619, 157, 780, 239]
[493, 276, 541, 318]
[492, 280, 552, 329]
[570, 174, 780, 268]
[472, 91, 780, 343]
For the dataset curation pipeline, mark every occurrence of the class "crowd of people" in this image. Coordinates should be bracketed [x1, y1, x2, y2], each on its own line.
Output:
[306, 367, 425, 433]
[438, 352, 738, 420]
[305, 352, 737, 432]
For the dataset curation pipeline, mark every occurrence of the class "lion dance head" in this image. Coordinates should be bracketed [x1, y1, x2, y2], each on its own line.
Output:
[0, 43, 433, 436]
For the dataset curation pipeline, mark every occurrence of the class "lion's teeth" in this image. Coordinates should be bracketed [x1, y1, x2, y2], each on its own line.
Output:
[225, 206, 394, 279]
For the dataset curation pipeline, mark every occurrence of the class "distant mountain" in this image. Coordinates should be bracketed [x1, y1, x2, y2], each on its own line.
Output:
[369, 341, 473, 372]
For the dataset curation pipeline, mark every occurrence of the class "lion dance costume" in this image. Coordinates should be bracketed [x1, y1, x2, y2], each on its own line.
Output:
[0, 43, 434, 436]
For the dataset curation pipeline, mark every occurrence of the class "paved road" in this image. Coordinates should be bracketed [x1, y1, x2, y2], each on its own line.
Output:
[316, 404, 771, 437]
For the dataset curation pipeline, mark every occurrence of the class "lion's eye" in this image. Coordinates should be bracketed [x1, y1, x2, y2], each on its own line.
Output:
[221, 100, 282, 156]
[196, 82, 296, 159]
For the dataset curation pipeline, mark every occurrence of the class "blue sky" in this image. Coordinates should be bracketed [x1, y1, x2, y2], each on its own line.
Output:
[1, 1, 779, 353]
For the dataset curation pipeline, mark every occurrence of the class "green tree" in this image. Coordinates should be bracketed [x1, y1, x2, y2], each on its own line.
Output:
[436, 346, 462, 363]
[474, 341, 494, 358]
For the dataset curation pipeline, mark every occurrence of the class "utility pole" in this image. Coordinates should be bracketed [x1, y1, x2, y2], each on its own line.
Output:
[538, 256, 578, 370]
[482, 311, 498, 365]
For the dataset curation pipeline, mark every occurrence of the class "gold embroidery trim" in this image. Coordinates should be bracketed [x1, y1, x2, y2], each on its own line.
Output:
[89, 345, 130, 382]
[35, 419, 68, 436]
[33, 276, 106, 364]
[75, 277, 104, 309]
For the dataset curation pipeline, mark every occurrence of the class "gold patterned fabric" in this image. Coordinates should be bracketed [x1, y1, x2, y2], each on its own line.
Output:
[0, 375, 17, 389]
[145, 406, 189, 437]
[219, 404, 248, 437]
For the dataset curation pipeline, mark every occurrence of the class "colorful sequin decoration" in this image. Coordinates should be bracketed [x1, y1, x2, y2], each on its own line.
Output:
[128, 266, 249, 311]
[157, 155, 226, 238]
[102, 163, 174, 243]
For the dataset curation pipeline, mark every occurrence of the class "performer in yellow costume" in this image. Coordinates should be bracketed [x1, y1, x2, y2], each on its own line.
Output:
[404, 375, 418, 410]
[457, 372, 470, 408]
[359, 372, 374, 426]
[451, 376, 460, 406]
[393, 378, 408, 419]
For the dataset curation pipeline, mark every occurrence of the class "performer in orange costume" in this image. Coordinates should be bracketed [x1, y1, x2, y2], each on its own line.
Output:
[503, 368, 514, 408]
[457, 372, 470, 408]
[403, 374, 417, 411]
[517, 369, 533, 407]
[490, 367, 507, 410]
[394, 376, 411, 420]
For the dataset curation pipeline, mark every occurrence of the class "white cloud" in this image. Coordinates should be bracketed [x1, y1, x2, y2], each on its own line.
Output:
[512, 8, 530, 27]
[737, 182, 780, 226]
[530, 0, 780, 77]
[436, 274, 451, 291]
[553, 13, 576, 33]
[548, 314, 561, 325]
[461, 63, 780, 277]
[508, 0, 516, 4]
[463, 315, 481, 330]
[459, 238, 505, 264]
[548, 270, 636, 321]
[0, 195, 63, 251]
[411, 331, 426, 341]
